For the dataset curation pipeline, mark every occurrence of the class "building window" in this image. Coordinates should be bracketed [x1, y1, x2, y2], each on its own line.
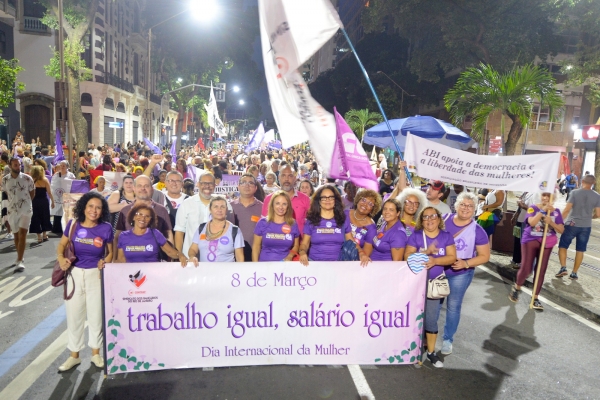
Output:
[81, 93, 93, 106]
[104, 98, 114, 109]
[0, 30, 5, 55]
[133, 106, 139, 116]
[531, 104, 564, 132]
[116, 102, 125, 112]
[572, 106, 581, 127]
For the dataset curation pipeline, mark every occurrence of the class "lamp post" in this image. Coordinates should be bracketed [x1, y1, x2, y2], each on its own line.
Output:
[376, 71, 415, 117]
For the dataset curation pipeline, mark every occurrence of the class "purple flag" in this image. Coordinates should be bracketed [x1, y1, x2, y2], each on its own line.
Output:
[245, 123, 265, 153]
[170, 137, 177, 162]
[52, 128, 64, 166]
[329, 107, 378, 191]
[143, 137, 162, 154]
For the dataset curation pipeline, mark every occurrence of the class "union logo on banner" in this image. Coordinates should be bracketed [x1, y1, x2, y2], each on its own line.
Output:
[129, 270, 147, 288]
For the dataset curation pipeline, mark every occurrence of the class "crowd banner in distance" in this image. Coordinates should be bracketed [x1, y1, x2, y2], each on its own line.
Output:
[404, 134, 560, 192]
[102, 261, 426, 374]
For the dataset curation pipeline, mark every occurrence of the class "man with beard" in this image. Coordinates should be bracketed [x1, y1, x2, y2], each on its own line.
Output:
[114, 175, 173, 250]
[2, 158, 35, 271]
[261, 165, 310, 233]
[174, 173, 233, 257]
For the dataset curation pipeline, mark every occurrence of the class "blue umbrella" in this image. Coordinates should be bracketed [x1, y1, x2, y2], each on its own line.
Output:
[364, 115, 475, 151]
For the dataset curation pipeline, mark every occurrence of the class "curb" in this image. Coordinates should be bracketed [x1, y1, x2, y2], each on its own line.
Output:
[485, 259, 600, 325]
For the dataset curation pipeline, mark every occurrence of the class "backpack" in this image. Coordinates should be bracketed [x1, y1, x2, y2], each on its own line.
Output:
[568, 174, 576, 185]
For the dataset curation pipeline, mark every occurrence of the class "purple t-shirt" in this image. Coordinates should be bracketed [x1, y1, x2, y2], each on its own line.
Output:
[118, 228, 167, 263]
[443, 215, 489, 277]
[65, 220, 114, 269]
[407, 229, 455, 278]
[345, 210, 377, 248]
[371, 221, 408, 261]
[303, 217, 352, 261]
[254, 218, 300, 261]
[521, 205, 563, 247]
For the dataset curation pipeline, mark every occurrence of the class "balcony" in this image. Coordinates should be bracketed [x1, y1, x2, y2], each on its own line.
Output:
[150, 93, 161, 105]
[23, 16, 49, 34]
[104, 72, 134, 93]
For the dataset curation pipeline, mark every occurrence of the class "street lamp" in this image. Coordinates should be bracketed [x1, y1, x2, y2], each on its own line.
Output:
[376, 71, 415, 117]
[238, 99, 245, 105]
[144, 2, 213, 140]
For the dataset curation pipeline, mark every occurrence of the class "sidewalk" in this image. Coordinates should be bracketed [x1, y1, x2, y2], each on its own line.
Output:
[485, 190, 600, 324]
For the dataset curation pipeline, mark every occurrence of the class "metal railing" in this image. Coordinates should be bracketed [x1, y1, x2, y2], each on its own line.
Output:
[23, 16, 49, 33]
[104, 72, 134, 93]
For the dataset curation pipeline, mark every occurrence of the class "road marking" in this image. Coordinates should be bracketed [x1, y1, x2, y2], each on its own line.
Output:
[347, 364, 375, 400]
[479, 265, 600, 333]
[0, 304, 66, 377]
[0, 329, 68, 400]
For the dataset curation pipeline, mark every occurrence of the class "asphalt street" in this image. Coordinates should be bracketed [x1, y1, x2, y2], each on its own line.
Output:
[0, 232, 599, 400]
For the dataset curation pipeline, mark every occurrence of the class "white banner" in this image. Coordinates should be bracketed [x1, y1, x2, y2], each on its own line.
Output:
[204, 84, 226, 137]
[103, 261, 426, 374]
[404, 134, 561, 192]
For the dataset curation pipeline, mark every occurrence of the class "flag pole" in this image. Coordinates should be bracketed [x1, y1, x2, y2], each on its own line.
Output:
[340, 28, 412, 185]
[529, 194, 553, 309]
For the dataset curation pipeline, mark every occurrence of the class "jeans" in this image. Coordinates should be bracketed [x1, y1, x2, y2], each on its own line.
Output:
[425, 269, 475, 340]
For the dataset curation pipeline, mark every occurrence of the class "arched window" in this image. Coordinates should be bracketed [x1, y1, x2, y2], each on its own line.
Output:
[81, 93, 93, 106]
[104, 98, 114, 110]
[116, 102, 125, 112]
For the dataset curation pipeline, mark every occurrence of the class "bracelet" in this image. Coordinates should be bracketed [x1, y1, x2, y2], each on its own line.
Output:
[299, 249, 307, 254]
[289, 249, 299, 256]
[465, 260, 470, 268]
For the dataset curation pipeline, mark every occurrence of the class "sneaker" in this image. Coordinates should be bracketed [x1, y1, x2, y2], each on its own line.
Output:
[426, 352, 444, 368]
[511, 262, 521, 270]
[569, 272, 579, 280]
[3, 233, 14, 240]
[14, 260, 25, 272]
[532, 299, 544, 310]
[58, 356, 81, 372]
[441, 340, 453, 355]
[508, 287, 520, 303]
[555, 267, 568, 278]
[91, 354, 104, 368]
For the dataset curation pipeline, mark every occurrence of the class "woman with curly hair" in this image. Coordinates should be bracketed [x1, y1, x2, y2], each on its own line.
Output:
[299, 185, 353, 265]
[55, 192, 113, 372]
[396, 188, 427, 237]
[405, 206, 457, 369]
[346, 189, 381, 261]
[114, 202, 187, 264]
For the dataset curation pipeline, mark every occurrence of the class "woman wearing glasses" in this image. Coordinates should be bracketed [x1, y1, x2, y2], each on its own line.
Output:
[396, 188, 427, 237]
[438, 192, 490, 356]
[299, 185, 353, 265]
[370, 199, 408, 261]
[405, 207, 457, 369]
[252, 191, 300, 261]
[188, 196, 245, 264]
[114, 203, 187, 265]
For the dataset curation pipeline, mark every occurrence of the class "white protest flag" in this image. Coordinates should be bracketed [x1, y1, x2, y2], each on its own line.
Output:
[404, 134, 560, 192]
[259, 0, 341, 175]
[204, 84, 226, 137]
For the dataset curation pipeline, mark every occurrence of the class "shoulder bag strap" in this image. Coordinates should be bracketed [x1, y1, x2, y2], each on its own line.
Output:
[452, 220, 474, 238]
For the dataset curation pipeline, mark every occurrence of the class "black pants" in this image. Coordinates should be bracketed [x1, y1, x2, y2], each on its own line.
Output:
[512, 222, 522, 264]
[52, 216, 63, 235]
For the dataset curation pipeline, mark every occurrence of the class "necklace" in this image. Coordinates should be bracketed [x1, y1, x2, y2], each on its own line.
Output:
[207, 220, 226, 239]
[353, 210, 367, 222]
[401, 213, 416, 226]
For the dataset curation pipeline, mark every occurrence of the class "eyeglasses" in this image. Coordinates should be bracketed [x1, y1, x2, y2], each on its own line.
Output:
[134, 212, 152, 220]
[422, 214, 439, 221]
[404, 199, 420, 208]
[319, 196, 336, 202]
[167, 179, 182, 184]
[199, 182, 215, 187]
[239, 181, 256, 187]
[359, 198, 375, 208]
[458, 203, 475, 210]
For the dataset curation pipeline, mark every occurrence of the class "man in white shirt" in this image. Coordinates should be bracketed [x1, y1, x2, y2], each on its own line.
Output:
[163, 171, 188, 233]
[426, 180, 452, 215]
[174, 173, 233, 257]
[2, 158, 34, 271]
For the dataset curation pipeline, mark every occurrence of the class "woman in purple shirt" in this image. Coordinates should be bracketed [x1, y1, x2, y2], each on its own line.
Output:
[405, 206, 457, 369]
[299, 185, 353, 265]
[509, 191, 564, 310]
[370, 199, 408, 261]
[252, 191, 300, 261]
[346, 189, 380, 257]
[439, 192, 490, 356]
[55, 192, 114, 372]
[114, 203, 187, 265]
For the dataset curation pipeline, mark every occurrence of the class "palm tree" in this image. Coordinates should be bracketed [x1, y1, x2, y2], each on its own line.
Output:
[344, 109, 384, 144]
[444, 63, 564, 155]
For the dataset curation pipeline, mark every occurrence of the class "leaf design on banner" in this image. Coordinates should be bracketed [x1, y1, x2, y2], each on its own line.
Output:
[374, 312, 425, 364]
[105, 318, 166, 375]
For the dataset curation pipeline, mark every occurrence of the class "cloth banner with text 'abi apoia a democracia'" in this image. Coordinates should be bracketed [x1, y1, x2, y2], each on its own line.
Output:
[102, 262, 426, 374]
[404, 134, 560, 192]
